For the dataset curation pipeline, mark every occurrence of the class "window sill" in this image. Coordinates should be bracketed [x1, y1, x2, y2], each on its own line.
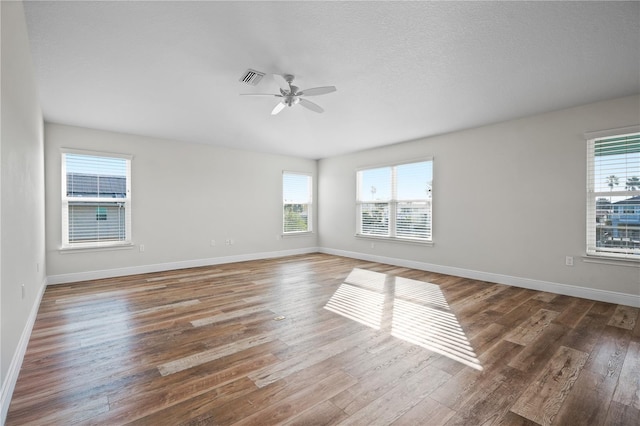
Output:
[355, 234, 434, 247]
[582, 254, 639, 268]
[281, 231, 314, 238]
[59, 242, 135, 254]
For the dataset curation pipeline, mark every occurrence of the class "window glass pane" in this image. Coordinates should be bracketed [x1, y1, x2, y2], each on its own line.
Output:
[591, 195, 640, 254]
[359, 167, 392, 202]
[283, 172, 311, 233]
[396, 161, 432, 200]
[283, 173, 311, 203]
[62, 152, 131, 247]
[396, 201, 431, 239]
[361, 203, 389, 235]
[66, 154, 128, 199]
[593, 135, 640, 193]
[284, 204, 309, 232]
[68, 202, 127, 243]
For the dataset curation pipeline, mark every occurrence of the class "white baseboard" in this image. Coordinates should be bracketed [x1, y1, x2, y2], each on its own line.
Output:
[46, 245, 640, 305]
[47, 247, 321, 285]
[0, 277, 47, 425]
[320, 247, 640, 308]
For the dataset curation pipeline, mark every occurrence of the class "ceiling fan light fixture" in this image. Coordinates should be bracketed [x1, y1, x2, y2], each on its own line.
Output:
[271, 102, 286, 115]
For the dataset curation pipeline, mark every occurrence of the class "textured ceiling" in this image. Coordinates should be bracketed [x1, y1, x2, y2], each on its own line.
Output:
[23, 1, 640, 159]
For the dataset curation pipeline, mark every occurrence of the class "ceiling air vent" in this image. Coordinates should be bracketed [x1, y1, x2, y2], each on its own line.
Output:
[239, 69, 265, 86]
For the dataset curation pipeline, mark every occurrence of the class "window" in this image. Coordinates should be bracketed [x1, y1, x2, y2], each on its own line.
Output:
[587, 131, 640, 259]
[283, 172, 312, 233]
[62, 151, 132, 248]
[357, 159, 433, 241]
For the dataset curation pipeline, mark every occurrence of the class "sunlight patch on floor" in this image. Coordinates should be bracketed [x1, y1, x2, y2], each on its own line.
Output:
[324, 283, 385, 330]
[324, 268, 482, 371]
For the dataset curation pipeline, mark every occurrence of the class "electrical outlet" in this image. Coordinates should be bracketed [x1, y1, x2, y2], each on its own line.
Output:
[225, 239, 231, 245]
[139, 244, 145, 252]
[565, 256, 574, 266]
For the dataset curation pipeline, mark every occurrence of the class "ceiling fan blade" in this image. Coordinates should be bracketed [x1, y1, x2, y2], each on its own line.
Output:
[271, 102, 287, 115]
[298, 98, 324, 113]
[240, 93, 282, 97]
[273, 74, 290, 91]
[298, 86, 336, 97]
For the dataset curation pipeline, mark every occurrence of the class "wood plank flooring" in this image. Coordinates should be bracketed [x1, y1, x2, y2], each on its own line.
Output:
[6, 253, 640, 425]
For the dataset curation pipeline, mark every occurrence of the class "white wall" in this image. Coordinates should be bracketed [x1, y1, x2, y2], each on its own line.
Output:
[45, 123, 318, 281]
[0, 0, 46, 420]
[319, 95, 640, 303]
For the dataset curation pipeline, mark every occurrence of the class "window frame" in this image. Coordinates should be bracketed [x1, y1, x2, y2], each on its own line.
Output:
[61, 148, 133, 250]
[356, 158, 433, 244]
[282, 171, 313, 235]
[585, 126, 640, 261]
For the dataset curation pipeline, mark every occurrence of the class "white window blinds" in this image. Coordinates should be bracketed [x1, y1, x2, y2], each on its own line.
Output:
[586, 132, 640, 259]
[283, 172, 312, 233]
[357, 160, 433, 241]
[62, 152, 132, 247]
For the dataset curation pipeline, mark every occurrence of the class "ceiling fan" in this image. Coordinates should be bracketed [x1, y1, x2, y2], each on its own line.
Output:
[241, 74, 336, 115]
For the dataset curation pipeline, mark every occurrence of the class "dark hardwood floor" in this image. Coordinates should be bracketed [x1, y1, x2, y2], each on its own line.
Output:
[6, 253, 640, 425]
